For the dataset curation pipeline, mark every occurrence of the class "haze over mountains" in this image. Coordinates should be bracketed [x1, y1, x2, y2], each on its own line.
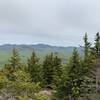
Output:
[0, 44, 83, 67]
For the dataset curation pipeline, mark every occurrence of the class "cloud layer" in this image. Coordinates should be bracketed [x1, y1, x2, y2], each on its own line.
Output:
[0, 0, 99, 46]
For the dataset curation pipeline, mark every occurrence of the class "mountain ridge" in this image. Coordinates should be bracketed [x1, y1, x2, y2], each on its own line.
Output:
[0, 43, 77, 48]
[0, 44, 83, 67]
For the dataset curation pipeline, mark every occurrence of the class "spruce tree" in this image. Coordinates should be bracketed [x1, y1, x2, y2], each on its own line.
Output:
[94, 32, 100, 58]
[52, 54, 62, 87]
[83, 33, 91, 61]
[68, 48, 82, 100]
[27, 50, 41, 82]
[42, 53, 62, 88]
[90, 33, 100, 95]
[56, 48, 83, 100]
[4, 48, 21, 81]
[9, 48, 21, 69]
[83, 33, 94, 73]
[53, 55, 62, 77]
[82, 33, 95, 99]
[42, 53, 54, 87]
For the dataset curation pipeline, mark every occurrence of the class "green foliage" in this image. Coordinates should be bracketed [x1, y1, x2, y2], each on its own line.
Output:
[8, 81, 40, 98]
[42, 53, 62, 88]
[42, 53, 54, 86]
[83, 34, 95, 76]
[9, 48, 21, 69]
[55, 73, 69, 99]
[2, 48, 21, 81]
[56, 48, 83, 99]
[1, 69, 41, 99]
[34, 93, 49, 100]
[83, 33, 91, 61]
[80, 33, 97, 98]
[3, 64, 15, 81]
[52, 55, 62, 88]
[15, 96, 29, 100]
[0, 71, 7, 89]
[0, 33, 99, 100]
[56, 41, 95, 100]
[67, 49, 83, 98]
[91, 32, 100, 59]
[94, 32, 100, 58]
[27, 50, 42, 82]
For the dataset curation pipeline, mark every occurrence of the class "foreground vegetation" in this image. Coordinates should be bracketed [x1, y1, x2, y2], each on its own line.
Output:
[0, 33, 100, 100]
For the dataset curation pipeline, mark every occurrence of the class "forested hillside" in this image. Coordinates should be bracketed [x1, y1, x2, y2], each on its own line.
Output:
[0, 44, 82, 67]
[0, 33, 100, 100]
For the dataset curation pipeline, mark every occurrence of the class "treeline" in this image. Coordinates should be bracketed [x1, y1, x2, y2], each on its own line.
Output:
[0, 33, 100, 100]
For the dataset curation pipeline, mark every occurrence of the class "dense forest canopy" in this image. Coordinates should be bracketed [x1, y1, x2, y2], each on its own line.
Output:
[0, 33, 100, 100]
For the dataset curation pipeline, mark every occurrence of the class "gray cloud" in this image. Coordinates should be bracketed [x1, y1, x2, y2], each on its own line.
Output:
[0, 0, 99, 46]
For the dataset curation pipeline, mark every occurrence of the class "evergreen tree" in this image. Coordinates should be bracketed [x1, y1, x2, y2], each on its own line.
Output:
[27, 50, 41, 82]
[9, 48, 21, 69]
[56, 48, 83, 100]
[83, 33, 91, 61]
[53, 55, 62, 77]
[52, 54, 62, 87]
[90, 33, 100, 95]
[3, 69, 41, 100]
[3, 48, 21, 81]
[83, 33, 94, 73]
[82, 33, 95, 99]
[42, 53, 54, 87]
[67, 48, 83, 100]
[42, 53, 62, 88]
[90, 32, 100, 60]
[93, 32, 100, 59]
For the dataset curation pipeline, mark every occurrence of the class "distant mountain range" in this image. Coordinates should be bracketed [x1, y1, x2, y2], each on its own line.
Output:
[0, 44, 83, 67]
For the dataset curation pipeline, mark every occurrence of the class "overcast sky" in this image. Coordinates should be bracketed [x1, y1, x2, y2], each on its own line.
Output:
[0, 0, 99, 46]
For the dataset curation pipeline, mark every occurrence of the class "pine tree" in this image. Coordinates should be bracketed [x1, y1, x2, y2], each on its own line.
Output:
[94, 33, 100, 94]
[52, 54, 62, 87]
[53, 55, 62, 78]
[9, 48, 21, 69]
[90, 33, 100, 95]
[42, 53, 54, 87]
[56, 48, 83, 100]
[90, 32, 100, 60]
[94, 32, 100, 59]
[27, 50, 41, 83]
[83, 33, 91, 61]
[4, 48, 21, 81]
[82, 33, 95, 99]
[83, 33, 94, 73]
[68, 48, 83, 100]
[42, 53, 62, 88]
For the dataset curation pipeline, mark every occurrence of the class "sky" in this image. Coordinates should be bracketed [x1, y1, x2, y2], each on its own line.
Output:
[0, 0, 100, 46]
